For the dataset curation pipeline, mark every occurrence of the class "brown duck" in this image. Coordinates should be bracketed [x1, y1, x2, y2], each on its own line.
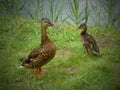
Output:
[19, 18, 56, 77]
[78, 23, 100, 55]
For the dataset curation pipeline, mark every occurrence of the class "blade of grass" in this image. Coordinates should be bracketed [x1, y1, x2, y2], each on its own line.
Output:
[85, 0, 88, 24]
[68, 0, 86, 25]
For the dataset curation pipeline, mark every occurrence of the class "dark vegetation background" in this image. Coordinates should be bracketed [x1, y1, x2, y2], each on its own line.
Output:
[0, 0, 120, 90]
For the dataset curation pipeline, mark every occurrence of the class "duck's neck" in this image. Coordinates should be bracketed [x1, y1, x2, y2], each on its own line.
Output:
[41, 26, 49, 44]
[81, 28, 87, 35]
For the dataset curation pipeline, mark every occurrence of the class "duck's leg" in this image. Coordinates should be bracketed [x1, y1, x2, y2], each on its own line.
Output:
[35, 68, 47, 78]
[84, 45, 89, 55]
[35, 69, 43, 78]
[38, 67, 47, 72]
[35, 69, 40, 77]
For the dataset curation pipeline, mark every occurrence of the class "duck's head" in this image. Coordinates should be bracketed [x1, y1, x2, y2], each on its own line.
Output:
[41, 18, 56, 28]
[78, 23, 87, 30]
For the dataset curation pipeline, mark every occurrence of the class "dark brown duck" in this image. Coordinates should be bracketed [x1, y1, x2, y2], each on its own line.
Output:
[19, 18, 56, 78]
[78, 23, 100, 55]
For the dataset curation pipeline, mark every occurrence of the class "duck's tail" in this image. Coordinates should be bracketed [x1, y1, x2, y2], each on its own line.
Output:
[18, 57, 28, 68]
[93, 47, 100, 56]
[18, 57, 34, 69]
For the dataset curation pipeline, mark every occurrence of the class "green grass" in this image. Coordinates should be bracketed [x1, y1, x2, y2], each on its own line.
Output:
[0, 16, 120, 90]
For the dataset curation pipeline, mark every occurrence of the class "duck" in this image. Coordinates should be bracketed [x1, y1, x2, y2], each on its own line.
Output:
[19, 18, 56, 78]
[78, 23, 100, 55]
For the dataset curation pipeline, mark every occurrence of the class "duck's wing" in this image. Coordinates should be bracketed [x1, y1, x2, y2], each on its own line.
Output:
[27, 45, 42, 59]
[21, 46, 44, 68]
[87, 34, 97, 46]
[87, 34, 100, 54]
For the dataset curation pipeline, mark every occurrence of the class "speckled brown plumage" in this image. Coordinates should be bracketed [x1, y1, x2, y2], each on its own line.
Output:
[19, 18, 56, 77]
[78, 23, 100, 55]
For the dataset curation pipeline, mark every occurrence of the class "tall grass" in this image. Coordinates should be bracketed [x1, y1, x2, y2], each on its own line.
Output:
[25, 0, 43, 20]
[89, 1, 101, 27]
[34, 0, 43, 20]
[0, 0, 120, 30]
[98, 0, 120, 28]
[47, 0, 66, 22]
[68, 0, 89, 25]
[85, 0, 88, 24]
[68, 0, 82, 25]
[0, 0, 24, 16]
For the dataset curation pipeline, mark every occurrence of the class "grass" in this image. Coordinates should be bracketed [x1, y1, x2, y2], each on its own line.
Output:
[47, 0, 66, 22]
[98, 0, 120, 28]
[89, 0, 101, 27]
[68, 0, 85, 25]
[0, 0, 24, 16]
[0, 16, 120, 90]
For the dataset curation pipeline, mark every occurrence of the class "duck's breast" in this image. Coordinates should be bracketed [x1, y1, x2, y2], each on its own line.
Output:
[37, 41, 56, 66]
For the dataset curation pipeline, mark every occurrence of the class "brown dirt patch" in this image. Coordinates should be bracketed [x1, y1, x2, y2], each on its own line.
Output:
[56, 49, 72, 58]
